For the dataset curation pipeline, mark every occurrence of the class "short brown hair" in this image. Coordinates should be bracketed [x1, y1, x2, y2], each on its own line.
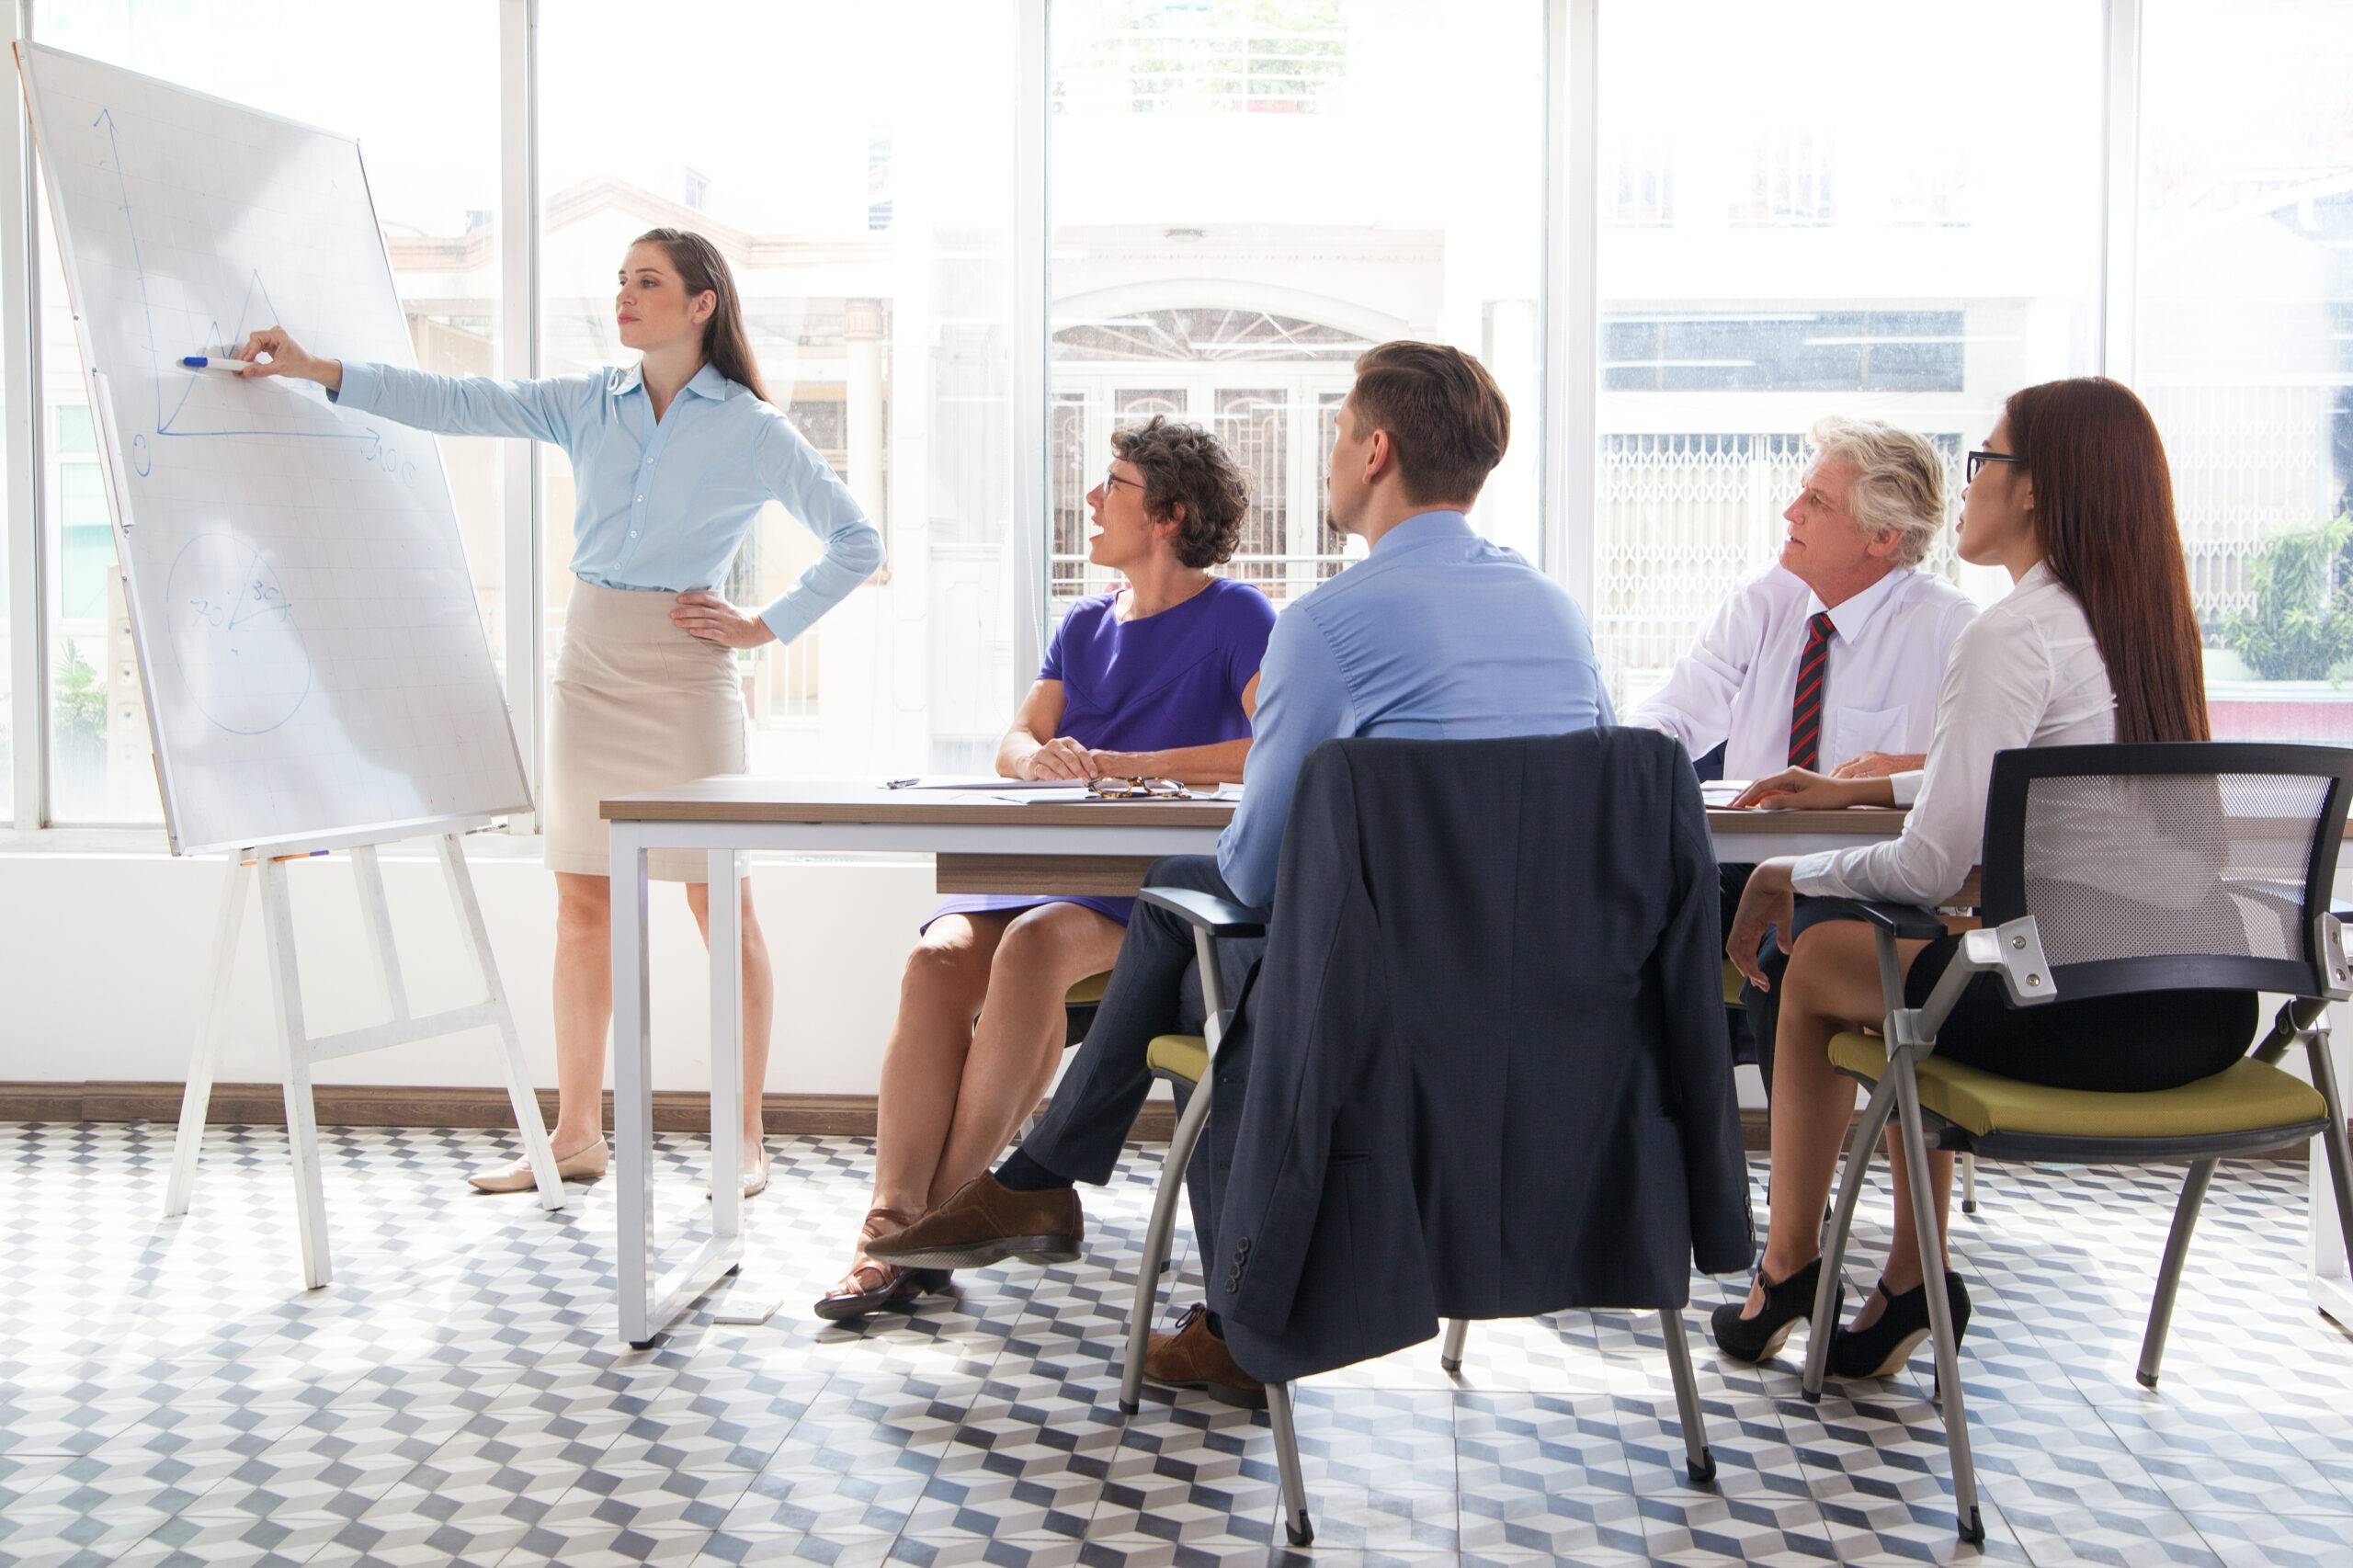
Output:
[1109, 416, 1252, 569]
[1347, 341, 1511, 506]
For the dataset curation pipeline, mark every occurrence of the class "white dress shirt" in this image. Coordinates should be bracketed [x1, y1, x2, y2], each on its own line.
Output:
[1792, 562, 2118, 905]
[1626, 563, 1977, 780]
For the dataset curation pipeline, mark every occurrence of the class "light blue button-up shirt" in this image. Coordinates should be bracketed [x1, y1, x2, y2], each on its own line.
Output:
[1216, 510, 1616, 906]
[334, 360, 883, 644]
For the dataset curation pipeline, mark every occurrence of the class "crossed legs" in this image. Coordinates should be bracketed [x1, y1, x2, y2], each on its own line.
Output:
[1744, 919, 1947, 1334]
[859, 903, 1126, 1253]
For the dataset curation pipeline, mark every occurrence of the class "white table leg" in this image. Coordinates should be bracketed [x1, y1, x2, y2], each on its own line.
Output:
[613, 825, 656, 1346]
[709, 848, 744, 1248]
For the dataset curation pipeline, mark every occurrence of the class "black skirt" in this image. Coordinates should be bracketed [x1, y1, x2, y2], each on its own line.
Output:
[1903, 934, 2256, 1093]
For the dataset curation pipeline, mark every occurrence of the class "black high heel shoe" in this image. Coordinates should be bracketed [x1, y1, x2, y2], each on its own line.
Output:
[1710, 1258, 1839, 1365]
[1830, 1271, 1971, 1381]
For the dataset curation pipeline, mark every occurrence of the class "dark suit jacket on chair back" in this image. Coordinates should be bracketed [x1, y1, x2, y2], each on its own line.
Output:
[1202, 729, 1755, 1385]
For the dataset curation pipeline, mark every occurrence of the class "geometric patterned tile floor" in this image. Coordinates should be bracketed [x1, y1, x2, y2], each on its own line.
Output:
[6, 1123, 2353, 1567]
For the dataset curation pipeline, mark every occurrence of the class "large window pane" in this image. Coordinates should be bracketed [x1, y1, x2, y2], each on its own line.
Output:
[2138, 0, 2353, 743]
[35, 1, 502, 823]
[541, 2, 1018, 775]
[1595, 0, 2102, 709]
[1050, 0, 1545, 614]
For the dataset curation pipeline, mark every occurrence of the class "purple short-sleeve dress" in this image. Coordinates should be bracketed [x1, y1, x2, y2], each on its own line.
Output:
[922, 576, 1274, 933]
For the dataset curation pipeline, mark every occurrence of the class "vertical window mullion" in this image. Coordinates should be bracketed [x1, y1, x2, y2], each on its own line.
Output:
[5, 0, 44, 828]
[2099, 0, 2143, 383]
[1545, 0, 1599, 609]
[1012, 0, 1050, 700]
[500, 0, 541, 831]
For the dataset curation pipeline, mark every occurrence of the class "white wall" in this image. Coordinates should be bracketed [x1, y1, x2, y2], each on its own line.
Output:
[0, 847, 937, 1094]
[0, 843, 1774, 1109]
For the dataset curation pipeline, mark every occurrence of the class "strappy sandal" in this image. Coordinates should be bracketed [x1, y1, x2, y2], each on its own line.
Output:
[813, 1205, 952, 1323]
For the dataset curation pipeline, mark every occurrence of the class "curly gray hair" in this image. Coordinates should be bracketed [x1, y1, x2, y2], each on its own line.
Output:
[1808, 416, 1948, 570]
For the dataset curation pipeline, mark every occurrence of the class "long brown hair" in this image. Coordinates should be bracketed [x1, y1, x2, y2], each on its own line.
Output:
[2004, 377, 2210, 744]
[633, 227, 771, 405]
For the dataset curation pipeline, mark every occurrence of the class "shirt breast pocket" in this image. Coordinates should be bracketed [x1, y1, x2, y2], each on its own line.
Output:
[1832, 703, 1910, 766]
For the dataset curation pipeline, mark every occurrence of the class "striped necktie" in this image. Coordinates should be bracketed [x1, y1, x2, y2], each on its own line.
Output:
[1788, 611, 1836, 771]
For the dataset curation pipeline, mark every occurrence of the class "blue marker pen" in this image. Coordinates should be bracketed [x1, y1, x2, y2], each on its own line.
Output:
[182, 355, 255, 370]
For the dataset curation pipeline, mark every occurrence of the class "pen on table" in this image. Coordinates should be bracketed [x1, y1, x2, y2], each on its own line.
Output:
[884, 777, 919, 789]
[181, 355, 255, 371]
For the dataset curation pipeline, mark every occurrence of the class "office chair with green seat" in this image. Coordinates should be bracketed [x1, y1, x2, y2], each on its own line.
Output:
[1793, 741, 2353, 1545]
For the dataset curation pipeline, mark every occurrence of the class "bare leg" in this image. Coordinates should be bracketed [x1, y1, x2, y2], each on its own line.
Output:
[929, 903, 1127, 1207]
[550, 871, 613, 1156]
[687, 879, 777, 1167]
[1851, 1135, 1954, 1329]
[870, 915, 1007, 1217]
[1745, 921, 1929, 1316]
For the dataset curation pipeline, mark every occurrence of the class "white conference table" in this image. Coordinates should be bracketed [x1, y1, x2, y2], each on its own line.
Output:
[597, 776, 1912, 1347]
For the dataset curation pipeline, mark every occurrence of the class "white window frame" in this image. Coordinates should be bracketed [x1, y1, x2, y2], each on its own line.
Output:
[0, 0, 2159, 839]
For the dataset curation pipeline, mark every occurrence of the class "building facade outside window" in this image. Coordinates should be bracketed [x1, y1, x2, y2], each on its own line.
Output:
[1048, 0, 1547, 619]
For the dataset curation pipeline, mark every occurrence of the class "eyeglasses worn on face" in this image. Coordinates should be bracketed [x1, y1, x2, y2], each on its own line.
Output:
[1966, 449, 2024, 483]
[1101, 468, 1143, 496]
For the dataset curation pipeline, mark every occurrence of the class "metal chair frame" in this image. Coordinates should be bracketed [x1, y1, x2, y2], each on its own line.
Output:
[1125, 886, 1720, 1548]
[1797, 742, 2353, 1545]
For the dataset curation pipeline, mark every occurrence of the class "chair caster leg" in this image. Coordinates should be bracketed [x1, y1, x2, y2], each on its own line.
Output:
[1687, 1449, 1716, 1485]
[1285, 1516, 1313, 1548]
[1959, 1506, 1984, 1545]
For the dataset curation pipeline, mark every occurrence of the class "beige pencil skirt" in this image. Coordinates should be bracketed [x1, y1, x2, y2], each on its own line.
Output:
[545, 579, 745, 883]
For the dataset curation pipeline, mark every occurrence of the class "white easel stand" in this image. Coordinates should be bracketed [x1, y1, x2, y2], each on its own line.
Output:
[161, 833, 566, 1290]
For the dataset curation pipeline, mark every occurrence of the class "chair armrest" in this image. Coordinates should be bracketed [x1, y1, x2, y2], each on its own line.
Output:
[1138, 885, 1269, 938]
[1805, 896, 1948, 941]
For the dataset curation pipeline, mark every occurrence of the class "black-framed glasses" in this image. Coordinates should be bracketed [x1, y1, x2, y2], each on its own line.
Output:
[1086, 776, 1188, 800]
[1101, 467, 1143, 496]
[1966, 449, 2024, 483]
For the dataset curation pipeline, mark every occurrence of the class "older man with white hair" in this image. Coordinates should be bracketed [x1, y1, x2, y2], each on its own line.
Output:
[1626, 415, 1975, 1082]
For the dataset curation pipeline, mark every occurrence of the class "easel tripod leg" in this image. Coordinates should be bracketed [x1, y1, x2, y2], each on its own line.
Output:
[165, 858, 250, 1219]
[437, 835, 565, 1210]
[259, 858, 332, 1290]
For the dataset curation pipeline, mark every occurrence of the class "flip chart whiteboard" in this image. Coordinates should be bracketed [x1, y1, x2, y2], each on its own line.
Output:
[17, 42, 529, 855]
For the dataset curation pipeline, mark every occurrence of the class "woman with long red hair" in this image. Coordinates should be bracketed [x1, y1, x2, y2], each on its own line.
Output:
[1708, 377, 2243, 1380]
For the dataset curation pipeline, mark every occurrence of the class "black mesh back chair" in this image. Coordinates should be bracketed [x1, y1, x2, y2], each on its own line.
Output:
[1795, 742, 2353, 1543]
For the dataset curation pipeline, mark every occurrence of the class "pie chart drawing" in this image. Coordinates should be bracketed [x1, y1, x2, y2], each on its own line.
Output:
[165, 532, 313, 734]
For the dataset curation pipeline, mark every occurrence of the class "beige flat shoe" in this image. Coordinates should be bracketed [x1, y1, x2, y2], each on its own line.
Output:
[469, 1135, 608, 1194]
[707, 1142, 770, 1200]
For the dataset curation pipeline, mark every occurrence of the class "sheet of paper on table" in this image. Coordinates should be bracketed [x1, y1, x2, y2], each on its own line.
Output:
[1700, 781, 1752, 807]
[884, 777, 1080, 790]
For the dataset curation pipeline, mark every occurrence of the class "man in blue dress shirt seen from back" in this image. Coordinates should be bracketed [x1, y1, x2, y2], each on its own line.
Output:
[870, 342, 1613, 1401]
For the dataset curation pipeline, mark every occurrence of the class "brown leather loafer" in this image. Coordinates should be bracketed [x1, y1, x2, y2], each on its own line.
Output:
[814, 1206, 953, 1323]
[864, 1175, 1083, 1270]
[1144, 1302, 1265, 1410]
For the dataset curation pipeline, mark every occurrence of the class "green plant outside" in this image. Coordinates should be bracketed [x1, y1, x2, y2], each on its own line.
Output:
[2222, 509, 2353, 682]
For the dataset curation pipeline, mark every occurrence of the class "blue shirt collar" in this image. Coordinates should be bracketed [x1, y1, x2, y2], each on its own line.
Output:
[1368, 509, 1474, 555]
[614, 361, 736, 402]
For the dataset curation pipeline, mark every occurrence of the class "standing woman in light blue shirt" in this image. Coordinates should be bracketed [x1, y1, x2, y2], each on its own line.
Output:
[234, 229, 883, 1198]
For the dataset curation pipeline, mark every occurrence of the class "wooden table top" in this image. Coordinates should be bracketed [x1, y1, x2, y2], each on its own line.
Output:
[601, 776, 1910, 838]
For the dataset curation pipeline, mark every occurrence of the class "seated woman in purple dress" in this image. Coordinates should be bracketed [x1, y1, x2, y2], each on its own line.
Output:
[817, 417, 1276, 1320]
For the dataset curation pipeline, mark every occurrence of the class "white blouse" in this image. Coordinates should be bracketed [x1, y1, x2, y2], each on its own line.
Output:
[1790, 562, 2115, 905]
